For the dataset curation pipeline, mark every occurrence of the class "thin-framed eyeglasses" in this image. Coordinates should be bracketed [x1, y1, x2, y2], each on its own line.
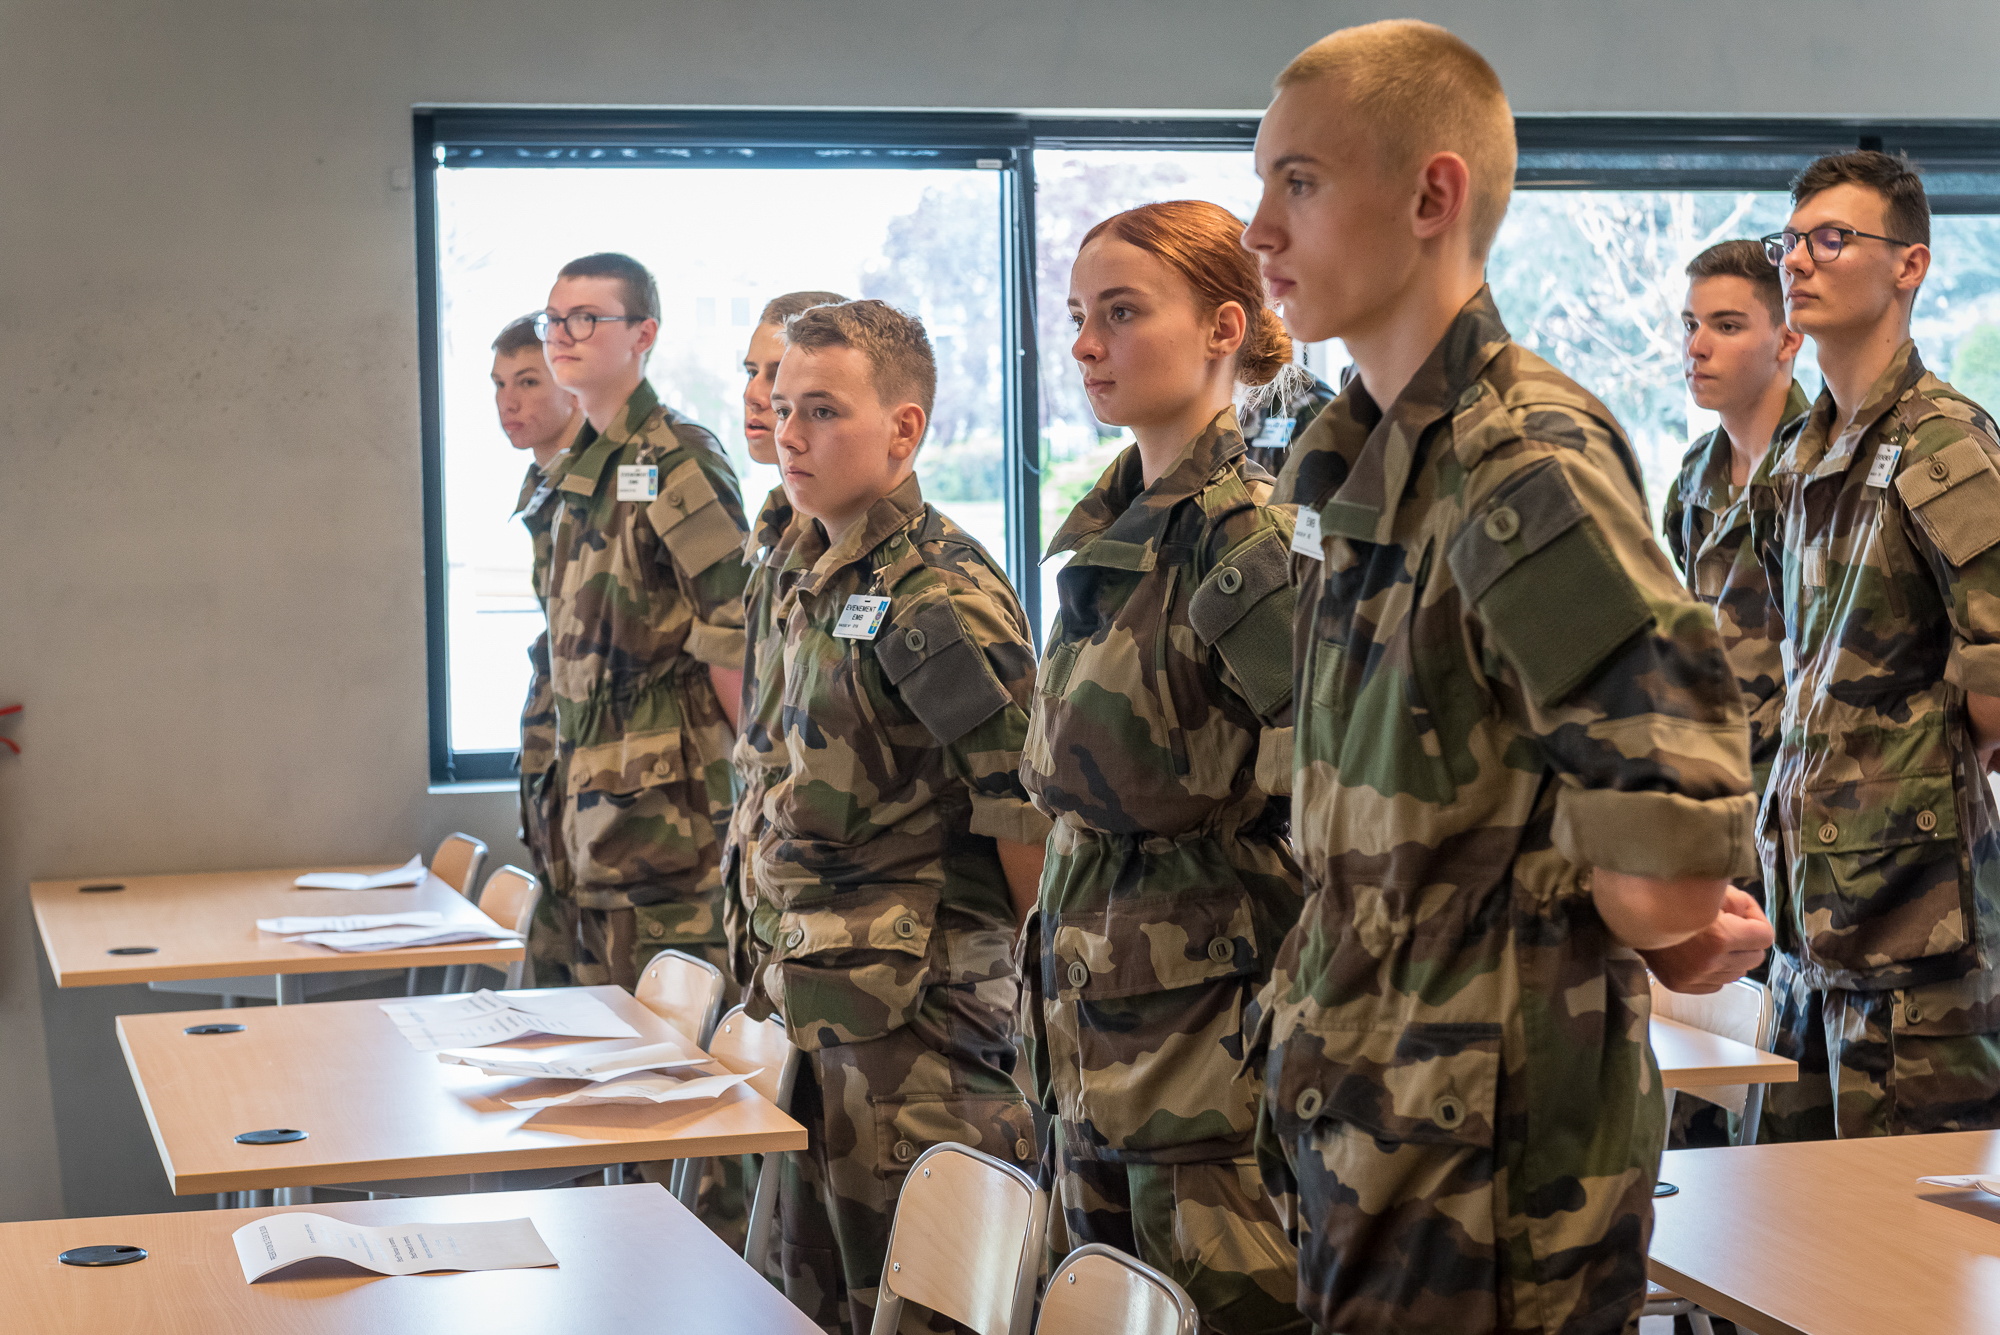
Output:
[531, 310, 647, 341]
[1761, 227, 1919, 266]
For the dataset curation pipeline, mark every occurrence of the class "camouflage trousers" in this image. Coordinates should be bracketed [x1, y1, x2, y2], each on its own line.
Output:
[777, 980, 1038, 1335]
[527, 891, 731, 993]
[1051, 1120, 1306, 1335]
[1760, 951, 2000, 1141]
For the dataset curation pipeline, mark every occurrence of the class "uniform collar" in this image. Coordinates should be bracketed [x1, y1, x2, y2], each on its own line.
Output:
[748, 483, 798, 567]
[787, 472, 926, 596]
[1777, 340, 1923, 481]
[1677, 378, 1810, 514]
[553, 379, 662, 499]
[1043, 407, 1244, 571]
[512, 459, 546, 517]
[1317, 286, 1511, 544]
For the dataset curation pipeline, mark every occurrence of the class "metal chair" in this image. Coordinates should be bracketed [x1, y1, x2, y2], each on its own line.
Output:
[411, 832, 488, 995]
[1035, 1243, 1198, 1335]
[677, 1004, 802, 1253]
[459, 865, 538, 990]
[635, 948, 726, 1047]
[869, 1142, 1047, 1335]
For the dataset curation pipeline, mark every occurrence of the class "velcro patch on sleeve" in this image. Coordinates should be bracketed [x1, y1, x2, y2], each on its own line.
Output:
[1894, 436, 2000, 567]
[651, 457, 745, 576]
[1447, 458, 1654, 708]
[874, 599, 1013, 746]
[1189, 528, 1296, 719]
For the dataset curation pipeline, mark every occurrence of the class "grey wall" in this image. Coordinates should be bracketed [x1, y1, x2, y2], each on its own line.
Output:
[3, 0, 1993, 1222]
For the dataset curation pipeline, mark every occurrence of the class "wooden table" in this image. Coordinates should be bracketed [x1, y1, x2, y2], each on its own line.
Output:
[3, 1182, 818, 1334]
[1650, 1014, 1798, 1090]
[1651, 1129, 2000, 1335]
[118, 985, 806, 1195]
[32, 865, 523, 1002]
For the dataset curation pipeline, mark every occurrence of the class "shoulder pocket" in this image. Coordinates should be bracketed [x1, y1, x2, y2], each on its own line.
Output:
[1189, 527, 1296, 719]
[1894, 436, 2000, 567]
[875, 599, 1013, 746]
[650, 457, 746, 577]
[1447, 458, 1653, 708]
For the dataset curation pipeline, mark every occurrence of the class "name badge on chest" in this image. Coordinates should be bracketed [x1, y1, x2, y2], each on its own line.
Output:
[616, 465, 658, 502]
[834, 594, 891, 640]
[1864, 443, 1902, 490]
[1290, 505, 1323, 559]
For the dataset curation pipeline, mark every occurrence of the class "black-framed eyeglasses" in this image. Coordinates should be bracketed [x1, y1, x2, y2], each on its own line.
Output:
[1761, 227, 1919, 266]
[531, 310, 646, 341]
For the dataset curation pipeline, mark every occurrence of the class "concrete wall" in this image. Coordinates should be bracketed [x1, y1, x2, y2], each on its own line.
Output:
[3, 0, 1994, 1221]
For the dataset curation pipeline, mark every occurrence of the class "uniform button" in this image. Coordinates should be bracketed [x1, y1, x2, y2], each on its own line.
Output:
[1432, 1094, 1466, 1131]
[1930, 458, 1951, 482]
[653, 758, 673, 778]
[666, 488, 683, 506]
[1014, 1137, 1032, 1161]
[894, 916, 918, 940]
[1217, 566, 1243, 595]
[904, 628, 926, 652]
[1066, 960, 1090, 989]
[1917, 809, 1939, 832]
[1818, 821, 1840, 844]
[1907, 1000, 1926, 1024]
[1294, 1088, 1324, 1120]
[1457, 385, 1483, 410]
[785, 928, 805, 949]
[893, 1140, 917, 1163]
[1207, 936, 1234, 964]
[1483, 506, 1521, 542]
[646, 920, 665, 939]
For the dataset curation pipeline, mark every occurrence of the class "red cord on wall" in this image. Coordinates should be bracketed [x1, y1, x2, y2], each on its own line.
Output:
[0, 703, 19, 755]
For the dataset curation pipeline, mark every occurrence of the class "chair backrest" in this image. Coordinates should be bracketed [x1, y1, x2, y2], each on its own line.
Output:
[707, 1004, 800, 1109]
[431, 832, 488, 900]
[1035, 1244, 1198, 1335]
[635, 949, 726, 1047]
[870, 1142, 1045, 1335]
[1650, 976, 1773, 1120]
[477, 865, 540, 937]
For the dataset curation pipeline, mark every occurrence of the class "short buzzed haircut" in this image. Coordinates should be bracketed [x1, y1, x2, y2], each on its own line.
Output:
[1686, 240, 1785, 326]
[491, 315, 542, 357]
[760, 290, 847, 328]
[1276, 20, 1517, 259]
[556, 251, 660, 323]
[783, 299, 937, 428]
[1791, 149, 1930, 249]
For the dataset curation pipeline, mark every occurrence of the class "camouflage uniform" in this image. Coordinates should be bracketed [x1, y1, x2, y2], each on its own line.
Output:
[1751, 341, 2000, 1142]
[531, 379, 749, 991]
[1240, 373, 1338, 476]
[515, 459, 572, 904]
[1019, 409, 1306, 1335]
[746, 473, 1044, 1335]
[1255, 288, 1756, 1335]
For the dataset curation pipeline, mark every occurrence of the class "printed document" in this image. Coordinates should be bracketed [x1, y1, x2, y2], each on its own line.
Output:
[436, 1038, 705, 1081]
[260, 911, 444, 935]
[380, 989, 639, 1051]
[231, 1211, 556, 1282]
[297, 922, 520, 953]
[294, 855, 427, 890]
[506, 1067, 756, 1108]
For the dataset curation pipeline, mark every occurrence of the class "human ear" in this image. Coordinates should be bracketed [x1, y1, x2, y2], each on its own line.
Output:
[632, 317, 660, 357]
[1777, 321, 1805, 363]
[1209, 301, 1247, 363]
[1896, 243, 1931, 295]
[888, 403, 927, 462]
[1411, 151, 1470, 241]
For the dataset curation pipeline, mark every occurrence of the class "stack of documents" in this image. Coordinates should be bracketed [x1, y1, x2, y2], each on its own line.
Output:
[380, 989, 640, 1051]
[435, 1040, 705, 1081]
[1918, 1174, 2000, 1195]
[231, 1212, 556, 1282]
[257, 911, 519, 954]
[293, 855, 427, 890]
[504, 1069, 757, 1109]
[259, 911, 444, 935]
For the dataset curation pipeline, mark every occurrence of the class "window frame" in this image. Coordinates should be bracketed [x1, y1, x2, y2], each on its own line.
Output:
[416, 108, 2000, 783]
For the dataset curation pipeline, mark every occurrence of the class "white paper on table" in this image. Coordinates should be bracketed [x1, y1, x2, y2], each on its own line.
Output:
[1918, 1174, 2000, 1195]
[297, 923, 521, 954]
[259, 911, 445, 935]
[505, 1068, 757, 1108]
[379, 989, 639, 1051]
[435, 1039, 706, 1081]
[293, 855, 427, 891]
[231, 1211, 556, 1282]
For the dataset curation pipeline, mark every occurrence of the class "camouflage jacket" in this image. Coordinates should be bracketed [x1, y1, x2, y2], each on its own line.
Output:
[1257, 288, 1755, 1334]
[1661, 380, 1809, 801]
[1240, 372, 1338, 475]
[544, 379, 750, 920]
[722, 484, 801, 984]
[1754, 341, 2000, 1006]
[515, 459, 569, 896]
[1020, 409, 1304, 1160]
[748, 473, 1050, 1052]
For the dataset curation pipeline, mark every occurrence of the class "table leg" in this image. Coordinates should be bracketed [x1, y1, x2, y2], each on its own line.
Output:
[274, 974, 305, 1006]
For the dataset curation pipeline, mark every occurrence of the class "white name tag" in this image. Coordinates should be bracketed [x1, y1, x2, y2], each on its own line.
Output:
[1291, 505, 1323, 559]
[1254, 417, 1296, 450]
[616, 465, 658, 502]
[833, 594, 891, 640]
[1865, 443, 1902, 489]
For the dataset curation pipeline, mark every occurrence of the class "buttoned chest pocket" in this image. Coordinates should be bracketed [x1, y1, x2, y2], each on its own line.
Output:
[777, 632, 889, 842]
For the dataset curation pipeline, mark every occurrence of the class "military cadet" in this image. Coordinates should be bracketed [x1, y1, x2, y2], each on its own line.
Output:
[1241, 22, 1761, 1333]
[494, 315, 584, 915]
[722, 288, 847, 990]
[1753, 151, 2000, 1142]
[750, 299, 1044, 1334]
[531, 252, 749, 991]
[1020, 200, 1306, 1335]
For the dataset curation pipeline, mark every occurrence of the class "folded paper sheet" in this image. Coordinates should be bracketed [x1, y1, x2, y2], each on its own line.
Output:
[436, 1039, 705, 1082]
[1918, 1174, 2000, 1195]
[231, 1211, 556, 1282]
[260, 911, 445, 935]
[505, 1068, 757, 1109]
[293, 855, 428, 891]
[298, 922, 520, 954]
[380, 989, 639, 1051]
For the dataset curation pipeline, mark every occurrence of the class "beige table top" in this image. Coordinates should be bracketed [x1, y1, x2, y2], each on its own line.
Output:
[1651, 1014, 1798, 1090]
[3, 1183, 819, 1335]
[31, 865, 523, 986]
[118, 986, 807, 1194]
[1651, 1129, 2000, 1335]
